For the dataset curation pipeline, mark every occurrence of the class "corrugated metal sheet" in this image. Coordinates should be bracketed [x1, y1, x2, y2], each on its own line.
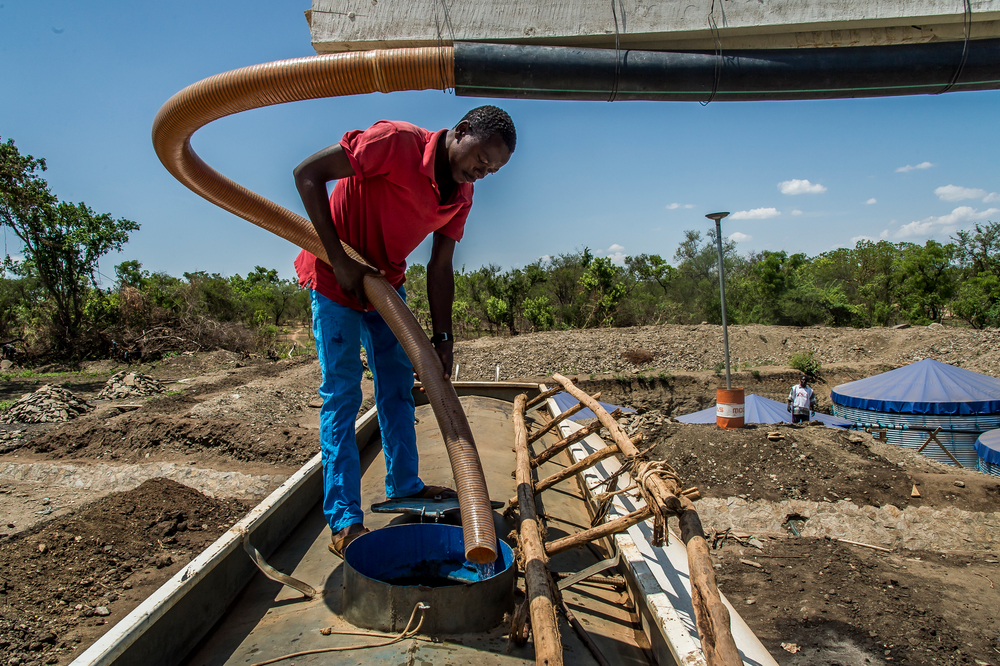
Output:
[831, 403, 1000, 469]
[978, 459, 1000, 477]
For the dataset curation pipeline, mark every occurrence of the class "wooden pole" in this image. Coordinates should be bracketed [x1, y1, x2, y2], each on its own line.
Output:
[512, 432, 642, 509]
[532, 408, 623, 468]
[510, 444, 619, 509]
[551, 374, 741, 666]
[513, 394, 564, 666]
[527, 392, 601, 445]
[545, 506, 653, 556]
[525, 386, 562, 411]
[916, 427, 964, 467]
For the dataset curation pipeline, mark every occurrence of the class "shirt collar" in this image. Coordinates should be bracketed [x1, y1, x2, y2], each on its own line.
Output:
[420, 128, 473, 206]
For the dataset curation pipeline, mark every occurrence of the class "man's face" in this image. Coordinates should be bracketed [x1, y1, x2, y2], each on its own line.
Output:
[447, 122, 512, 185]
[800, 378, 808, 386]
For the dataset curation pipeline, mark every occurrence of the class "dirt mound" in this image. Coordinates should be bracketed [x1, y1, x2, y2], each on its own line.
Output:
[0, 478, 248, 666]
[638, 420, 1000, 513]
[27, 413, 317, 466]
[452, 323, 1000, 380]
[1, 386, 94, 425]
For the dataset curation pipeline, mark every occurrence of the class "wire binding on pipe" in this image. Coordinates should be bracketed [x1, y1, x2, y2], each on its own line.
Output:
[152, 47, 497, 564]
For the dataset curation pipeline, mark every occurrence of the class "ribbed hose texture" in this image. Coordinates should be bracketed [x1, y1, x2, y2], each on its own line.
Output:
[151, 48, 498, 563]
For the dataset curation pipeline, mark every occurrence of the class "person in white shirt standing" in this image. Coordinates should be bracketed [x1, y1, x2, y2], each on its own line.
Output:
[787, 375, 818, 423]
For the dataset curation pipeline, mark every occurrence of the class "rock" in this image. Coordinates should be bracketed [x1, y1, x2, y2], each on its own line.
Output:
[97, 371, 165, 400]
[0, 359, 12, 371]
[0, 385, 93, 424]
[95, 606, 110, 617]
[953, 480, 965, 488]
[37, 543, 47, 554]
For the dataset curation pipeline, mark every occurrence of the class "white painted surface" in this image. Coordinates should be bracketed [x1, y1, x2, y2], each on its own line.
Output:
[309, 0, 1000, 52]
[544, 397, 777, 666]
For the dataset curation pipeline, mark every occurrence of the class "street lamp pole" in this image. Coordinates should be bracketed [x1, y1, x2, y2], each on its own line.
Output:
[706, 212, 732, 390]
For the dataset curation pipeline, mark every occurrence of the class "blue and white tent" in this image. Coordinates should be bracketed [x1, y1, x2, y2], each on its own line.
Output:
[974, 428, 1000, 477]
[675, 393, 853, 428]
[831, 358, 1000, 468]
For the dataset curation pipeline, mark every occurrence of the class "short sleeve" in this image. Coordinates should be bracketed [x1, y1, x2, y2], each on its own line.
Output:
[437, 201, 471, 242]
[339, 121, 421, 180]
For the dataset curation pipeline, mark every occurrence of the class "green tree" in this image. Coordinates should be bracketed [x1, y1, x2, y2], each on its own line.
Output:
[579, 257, 627, 327]
[952, 273, 1000, 329]
[522, 295, 555, 331]
[2, 137, 139, 353]
[953, 222, 1000, 278]
[895, 241, 956, 324]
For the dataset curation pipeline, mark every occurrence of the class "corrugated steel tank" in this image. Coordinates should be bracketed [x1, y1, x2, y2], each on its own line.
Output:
[831, 403, 1000, 468]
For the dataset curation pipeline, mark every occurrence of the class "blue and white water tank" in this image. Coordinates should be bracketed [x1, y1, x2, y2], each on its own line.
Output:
[831, 358, 1000, 468]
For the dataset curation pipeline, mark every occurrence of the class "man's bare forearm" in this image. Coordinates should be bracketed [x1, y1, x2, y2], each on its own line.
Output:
[427, 233, 456, 336]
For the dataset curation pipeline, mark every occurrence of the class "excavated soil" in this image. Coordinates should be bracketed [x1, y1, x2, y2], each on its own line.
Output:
[0, 324, 998, 666]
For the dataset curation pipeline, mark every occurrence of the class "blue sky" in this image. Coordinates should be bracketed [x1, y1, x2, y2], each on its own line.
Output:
[2, 0, 998, 284]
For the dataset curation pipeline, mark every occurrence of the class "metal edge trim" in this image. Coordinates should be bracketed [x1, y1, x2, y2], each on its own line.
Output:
[70, 405, 381, 666]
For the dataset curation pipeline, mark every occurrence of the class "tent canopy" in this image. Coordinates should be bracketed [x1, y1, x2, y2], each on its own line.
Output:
[975, 428, 1000, 465]
[831, 358, 1000, 416]
[676, 393, 853, 428]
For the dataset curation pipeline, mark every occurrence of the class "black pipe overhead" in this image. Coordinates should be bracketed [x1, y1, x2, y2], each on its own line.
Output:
[454, 39, 1000, 102]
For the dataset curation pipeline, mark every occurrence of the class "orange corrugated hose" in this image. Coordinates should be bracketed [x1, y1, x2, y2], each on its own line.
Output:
[151, 47, 497, 564]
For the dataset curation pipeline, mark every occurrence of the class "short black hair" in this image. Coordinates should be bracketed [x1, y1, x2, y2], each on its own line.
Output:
[458, 105, 516, 153]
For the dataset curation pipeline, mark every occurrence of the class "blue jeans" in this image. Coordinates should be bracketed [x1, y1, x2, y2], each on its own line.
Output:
[311, 289, 424, 533]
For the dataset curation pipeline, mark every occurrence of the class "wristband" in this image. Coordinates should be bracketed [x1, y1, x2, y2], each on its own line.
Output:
[430, 332, 451, 345]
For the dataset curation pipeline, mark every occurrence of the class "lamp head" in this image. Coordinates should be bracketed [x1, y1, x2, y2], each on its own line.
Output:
[705, 212, 730, 221]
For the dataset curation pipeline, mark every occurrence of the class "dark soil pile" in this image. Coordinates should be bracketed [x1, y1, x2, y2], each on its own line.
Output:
[26, 413, 317, 467]
[0, 478, 248, 666]
[713, 536, 1000, 666]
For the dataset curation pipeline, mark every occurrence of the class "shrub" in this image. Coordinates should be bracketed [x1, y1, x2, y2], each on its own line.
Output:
[789, 351, 821, 376]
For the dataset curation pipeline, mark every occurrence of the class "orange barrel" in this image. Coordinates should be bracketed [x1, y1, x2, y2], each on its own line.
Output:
[716, 387, 745, 429]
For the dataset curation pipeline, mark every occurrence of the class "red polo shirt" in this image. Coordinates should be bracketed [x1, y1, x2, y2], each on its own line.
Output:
[294, 120, 473, 310]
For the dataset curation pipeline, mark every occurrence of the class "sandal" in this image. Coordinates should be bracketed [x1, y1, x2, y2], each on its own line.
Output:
[329, 524, 369, 558]
[403, 484, 458, 501]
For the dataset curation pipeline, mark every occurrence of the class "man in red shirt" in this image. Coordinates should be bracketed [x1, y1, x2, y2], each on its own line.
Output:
[294, 106, 515, 557]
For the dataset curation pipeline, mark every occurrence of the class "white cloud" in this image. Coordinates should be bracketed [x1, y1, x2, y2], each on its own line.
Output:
[791, 209, 803, 216]
[880, 229, 889, 239]
[608, 243, 625, 253]
[665, 203, 695, 210]
[896, 161, 934, 173]
[729, 232, 752, 242]
[895, 206, 1000, 239]
[607, 252, 627, 265]
[865, 198, 877, 205]
[539, 254, 551, 263]
[985, 192, 999, 203]
[731, 207, 780, 220]
[935, 184, 988, 201]
[778, 179, 827, 195]
[851, 235, 875, 244]
[684, 204, 694, 209]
